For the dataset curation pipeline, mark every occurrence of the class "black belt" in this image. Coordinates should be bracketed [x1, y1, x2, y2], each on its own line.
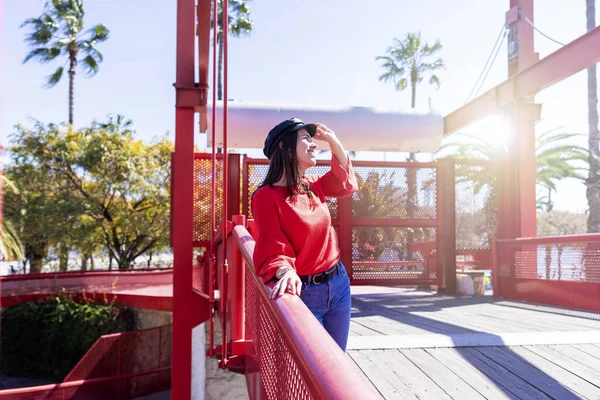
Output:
[299, 263, 339, 285]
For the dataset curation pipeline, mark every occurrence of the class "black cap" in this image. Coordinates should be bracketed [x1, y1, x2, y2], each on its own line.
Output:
[263, 117, 317, 159]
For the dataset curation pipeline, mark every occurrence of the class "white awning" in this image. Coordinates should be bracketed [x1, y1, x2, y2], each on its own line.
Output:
[205, 102, 443, 153]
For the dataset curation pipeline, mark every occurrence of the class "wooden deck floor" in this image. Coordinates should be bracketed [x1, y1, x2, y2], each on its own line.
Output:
[347, 287, 600, 399]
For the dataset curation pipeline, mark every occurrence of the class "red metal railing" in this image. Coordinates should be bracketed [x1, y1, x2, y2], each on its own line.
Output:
[0, 269, 173, 311]
[0, 368, 171, 400]
[492, 234, 600, 311]
[217, 216, 380, 399]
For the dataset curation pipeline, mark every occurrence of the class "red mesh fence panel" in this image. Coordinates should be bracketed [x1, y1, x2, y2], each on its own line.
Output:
[510, 243, 600, 283]
[245, 161, 338, 220]
[352, 165, 437, 220]
[193, 155, 224, 244]
[351, 227, 437, 282]
[65, 325, 171, 385]
[245, 264, 312, 399]
[454, 161, 499, 251]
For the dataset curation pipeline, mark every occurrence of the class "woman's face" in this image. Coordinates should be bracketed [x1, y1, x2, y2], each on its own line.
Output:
[296, 128, 317, 172]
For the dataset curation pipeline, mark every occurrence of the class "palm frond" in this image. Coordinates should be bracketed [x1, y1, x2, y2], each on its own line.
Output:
[46, 66, 64, 87]
[0, 219, 24, 262]
[81, 55, 99, 76]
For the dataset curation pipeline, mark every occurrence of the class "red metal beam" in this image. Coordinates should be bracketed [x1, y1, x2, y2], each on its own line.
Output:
[444, 24, 600, 135]
[497, 232, 600, 247]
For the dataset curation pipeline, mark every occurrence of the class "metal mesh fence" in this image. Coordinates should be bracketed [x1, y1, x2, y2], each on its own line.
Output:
[352, 165, 437, 219]
[64, 325, 171, 382]
[512, 244, 600, 283]
[245, 265, 312, 399]
[455, 162, 499, 251]
[351, 227, 437, 281]
[193, 157, 224, 243]
[245, 162, 338, 220]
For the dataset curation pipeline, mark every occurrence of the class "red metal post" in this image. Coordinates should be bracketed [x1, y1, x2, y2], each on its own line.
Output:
[230, 215, 247, 347]
[173, 0, 197, 398]
[506, 0, 539, 239]
[438, 159, 456, 293]
[337, 196, 353, 280]
[490, 237, 500, 298]
[242, 155, 250, 217]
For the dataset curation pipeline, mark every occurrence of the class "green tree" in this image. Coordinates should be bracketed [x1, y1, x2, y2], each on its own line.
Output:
[7, 118, 172, 270]
[586, 0, 600, 232]
[0, 175, 24, 262]
[4, 152, 65, 272]
[213, 0, 253, 100]
[21, 0, 109, 125]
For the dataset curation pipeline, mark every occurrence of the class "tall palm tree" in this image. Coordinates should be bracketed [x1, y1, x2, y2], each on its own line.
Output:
[586, 0, 600, 232]
[376, 32, 444, 259]
[21, 0, 109, 125]
[376, 32, 444, 110]
[214, 0, 253, 100]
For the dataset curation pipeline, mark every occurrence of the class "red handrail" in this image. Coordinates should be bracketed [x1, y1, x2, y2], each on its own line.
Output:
[231, 223, 380, 399]
[496, 233, 600, 247]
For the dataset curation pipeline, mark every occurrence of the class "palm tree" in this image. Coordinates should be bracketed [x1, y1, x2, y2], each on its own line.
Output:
[586, 0, 600, 232]
[213, 0, 253, 101]
[21, 0, 109, 125]
[376, 32, 444, 259]
[0, 175, 24, 262]
[376, 32, 444, 110]
[439, 130, 587, 212]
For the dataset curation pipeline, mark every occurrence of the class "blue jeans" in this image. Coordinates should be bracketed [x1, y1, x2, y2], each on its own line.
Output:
[299, 262, 351, 351]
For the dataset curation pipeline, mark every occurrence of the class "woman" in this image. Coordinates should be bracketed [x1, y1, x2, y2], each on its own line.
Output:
[251, 117, 358, 351]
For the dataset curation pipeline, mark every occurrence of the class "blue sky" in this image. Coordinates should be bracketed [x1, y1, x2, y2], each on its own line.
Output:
[2, 0, 598, 212]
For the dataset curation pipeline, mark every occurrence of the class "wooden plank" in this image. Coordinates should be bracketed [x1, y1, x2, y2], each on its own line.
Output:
[510, 346, 600, 399]
[347, 350, 408, 399]
[458, 348, 551, 399]
[353, 304, 470, 335]
[427, 348, 518, 400]
[493, 301, 600, 326]
[479, 347, 581, 399]
[350, 321, 379, 336]
[525, 345, 600, 387]
[399, 348, 485, 399]
[465, 303, 597, 332]
[375, 349, 452, 399]
[550, 345, 600, 373]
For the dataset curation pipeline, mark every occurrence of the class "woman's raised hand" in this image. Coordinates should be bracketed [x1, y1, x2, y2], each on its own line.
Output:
[314, 123, 338, 144]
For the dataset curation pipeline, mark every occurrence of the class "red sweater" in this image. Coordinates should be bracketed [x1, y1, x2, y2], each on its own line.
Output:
[251, 156, 358, 282]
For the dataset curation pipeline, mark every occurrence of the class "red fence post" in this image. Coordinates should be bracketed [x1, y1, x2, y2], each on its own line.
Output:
[438, 159, 456, 294]
[337, 196, 353, 281]
[490, 236, 500, 298]
[230, 215, 247, 349]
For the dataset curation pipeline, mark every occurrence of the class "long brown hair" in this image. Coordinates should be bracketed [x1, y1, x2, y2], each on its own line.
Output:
[256, 131, 317, 206]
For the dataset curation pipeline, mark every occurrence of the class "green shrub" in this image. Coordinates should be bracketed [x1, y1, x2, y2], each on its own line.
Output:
[1, 294, 135, 380]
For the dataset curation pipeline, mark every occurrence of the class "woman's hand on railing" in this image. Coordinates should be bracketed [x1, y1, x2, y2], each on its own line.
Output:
[270, 270, 302, 299]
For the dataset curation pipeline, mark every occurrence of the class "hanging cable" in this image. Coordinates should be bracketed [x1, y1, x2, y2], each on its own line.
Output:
[472, 27, 508, 100]
[518, 9, 565, 46]
[465, 24, 507, 104]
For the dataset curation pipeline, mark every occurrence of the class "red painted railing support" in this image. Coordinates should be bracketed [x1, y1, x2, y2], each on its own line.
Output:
[490, 236, 500, 298]
[230, 215, 247, 347]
